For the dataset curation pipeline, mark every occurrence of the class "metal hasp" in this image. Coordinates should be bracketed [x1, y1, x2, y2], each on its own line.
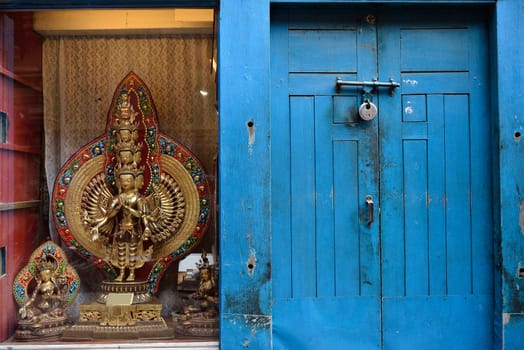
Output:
[335, 77, 401, 95]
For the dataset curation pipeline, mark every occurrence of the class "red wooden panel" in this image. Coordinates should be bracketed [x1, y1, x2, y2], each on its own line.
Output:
[12, 12, 43, 90]
[0, 149, 41, 202]
[0, 11, 43, 342]
[0, 75, 43, 152]
[10, 84, 43, 149]
[0, 209, 41, 341]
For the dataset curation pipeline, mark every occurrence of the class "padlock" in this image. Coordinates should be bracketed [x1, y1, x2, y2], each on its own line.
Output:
[359, 101, 378, 121]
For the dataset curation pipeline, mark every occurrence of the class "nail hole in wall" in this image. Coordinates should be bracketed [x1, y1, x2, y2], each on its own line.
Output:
[247, 119, 255, 146]
[247, 254, 256, 275]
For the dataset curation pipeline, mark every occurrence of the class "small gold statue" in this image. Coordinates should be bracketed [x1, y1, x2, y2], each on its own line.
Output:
[19, 257, 63, 321]
[191, 251, 218, 312]
[174, 250, 219, 337]
[13, 241, 80, 341]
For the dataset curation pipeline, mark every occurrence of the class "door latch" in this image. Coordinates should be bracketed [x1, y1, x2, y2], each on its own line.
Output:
[335, 77, 401, 95]
[336, 77, 400, 121]
[366, 195, 374, 227]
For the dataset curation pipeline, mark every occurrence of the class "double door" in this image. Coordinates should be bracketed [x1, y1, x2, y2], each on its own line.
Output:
[270, 6, 492, 349]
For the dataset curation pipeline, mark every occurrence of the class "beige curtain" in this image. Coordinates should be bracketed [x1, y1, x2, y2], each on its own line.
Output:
[42, 35, 217, 240]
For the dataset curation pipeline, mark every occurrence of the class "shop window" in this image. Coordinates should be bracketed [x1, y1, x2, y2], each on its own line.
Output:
[0, 8, 218, 347]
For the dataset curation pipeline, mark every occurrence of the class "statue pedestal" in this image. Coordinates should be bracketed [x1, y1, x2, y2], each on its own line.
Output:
[15, 315, 69, 341]
[97, 280, 153, 304]
[61, 281, 173, 340]
[173, 313, 218, 338]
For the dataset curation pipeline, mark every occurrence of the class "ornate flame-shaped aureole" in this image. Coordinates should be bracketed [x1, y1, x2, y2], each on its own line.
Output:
[52, 72, 211, 291]
[13, 241, 80, 308]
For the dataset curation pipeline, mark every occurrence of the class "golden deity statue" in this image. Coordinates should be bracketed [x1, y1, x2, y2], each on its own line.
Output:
[83, 96, 153, 282]
[13, 241, 80, 340]
[19, 256, 63, 321]
[52, 72, 212, 340]
[174, 251, 219, 337]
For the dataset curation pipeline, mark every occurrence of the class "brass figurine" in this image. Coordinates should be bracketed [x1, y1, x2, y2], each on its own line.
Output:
[83, 96, 154, 282]
[174, 250, 218, 337]
[52, 72, 212, 340]
[13, 241, 80, 341]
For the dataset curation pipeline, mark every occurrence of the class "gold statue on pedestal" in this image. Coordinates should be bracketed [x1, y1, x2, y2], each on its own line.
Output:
[19, 258, 62, 321]
[174, 251, 218, 337]
[13, 241, 80, 341]
[52, 72, 212, 340]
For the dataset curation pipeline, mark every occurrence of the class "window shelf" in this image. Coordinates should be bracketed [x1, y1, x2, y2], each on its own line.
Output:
[0, 65, 42, 93]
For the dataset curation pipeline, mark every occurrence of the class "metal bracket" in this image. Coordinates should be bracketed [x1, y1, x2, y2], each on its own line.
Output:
[362, 85, 374, 104]
[336, 77, 401, 96]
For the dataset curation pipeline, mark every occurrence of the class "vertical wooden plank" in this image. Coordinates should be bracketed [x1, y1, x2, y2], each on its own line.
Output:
[427, 95, 447, 296]
[404, 140, 429, 296]
[315, 95, 335, 297]
[444, 94, 472, 295]
[270, 8, 291, 301]
[495, 1, 524, 348]
[219, 0, 271, 348]
[378, 23, 406, 297]
[468, 23, 493, 295]
[290, 96, 317, 297]
[355, 9, 380, 298]
[333, 140, 360, 296]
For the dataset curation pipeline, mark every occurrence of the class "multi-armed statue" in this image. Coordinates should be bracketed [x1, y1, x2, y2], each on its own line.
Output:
[52, 72, 211, 339]
[83, 92, 154, 283]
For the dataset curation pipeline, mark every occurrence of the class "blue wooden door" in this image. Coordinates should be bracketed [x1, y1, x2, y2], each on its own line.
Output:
[270, 7, 492, 350]
[271, 7, 382, 349]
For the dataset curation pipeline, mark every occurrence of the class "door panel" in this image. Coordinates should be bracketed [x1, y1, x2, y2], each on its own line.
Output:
[273, 296, 381, 349]
[382, 295, 493, 349]
[379, 16, 492, 348]
[271, 6, 492, 349]
[271, 8, 381, 349]
[288, 29, 358, 72]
